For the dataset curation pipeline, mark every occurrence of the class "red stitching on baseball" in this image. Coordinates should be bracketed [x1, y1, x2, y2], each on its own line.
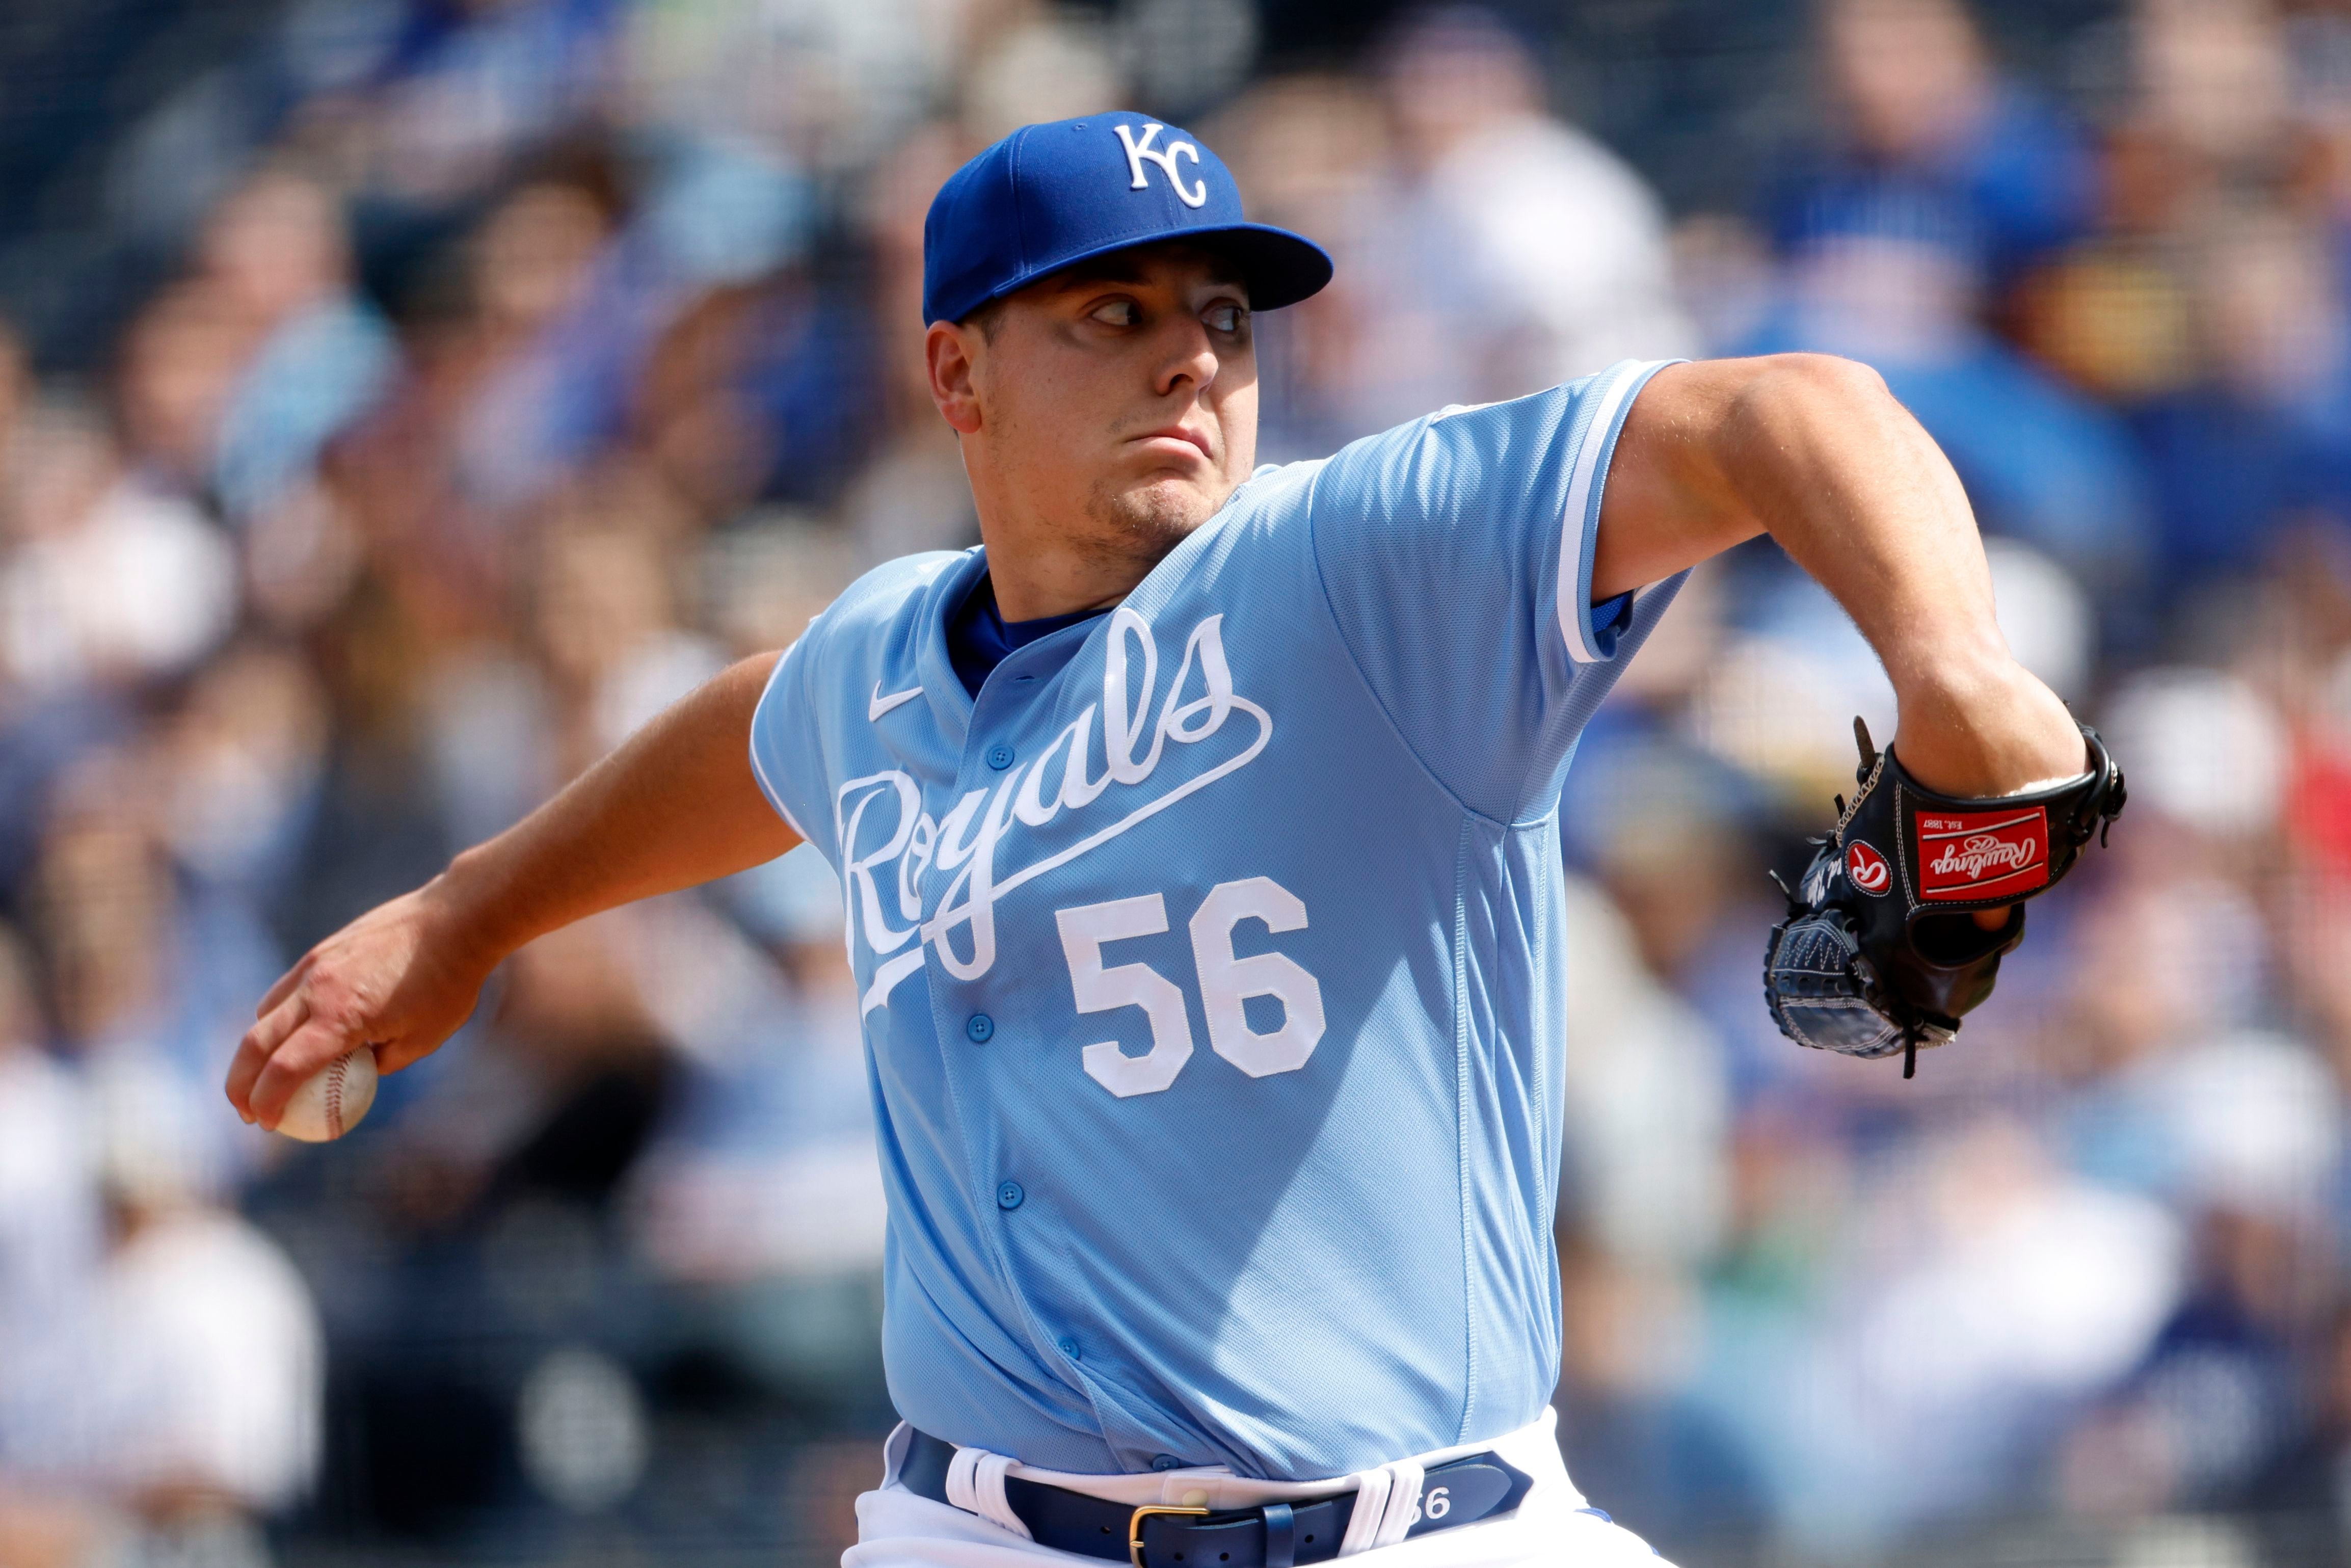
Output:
[326, 1057, 345, 1139]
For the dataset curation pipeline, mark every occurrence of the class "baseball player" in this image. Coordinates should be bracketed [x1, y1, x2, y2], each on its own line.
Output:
[226, 114, 2110, 1565]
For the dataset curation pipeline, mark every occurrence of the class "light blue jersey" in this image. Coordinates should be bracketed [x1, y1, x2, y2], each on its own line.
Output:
[749, 358, 1684, 1481]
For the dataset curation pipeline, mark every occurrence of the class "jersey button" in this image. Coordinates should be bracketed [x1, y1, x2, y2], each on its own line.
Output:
[965, 1013, 995, 1043]
[1057, 1337, 1080, 1360]
[1150, 1455, 1182, 1472]
[997, 1181, 1025, 1211]
[985, 743, 1016, 770]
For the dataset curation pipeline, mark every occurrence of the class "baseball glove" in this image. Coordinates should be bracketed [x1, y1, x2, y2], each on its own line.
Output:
[1762, 717, 2125, 1077]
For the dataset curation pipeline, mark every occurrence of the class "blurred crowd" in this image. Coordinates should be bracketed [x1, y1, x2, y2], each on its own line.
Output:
[4, 0, 2351, 1563]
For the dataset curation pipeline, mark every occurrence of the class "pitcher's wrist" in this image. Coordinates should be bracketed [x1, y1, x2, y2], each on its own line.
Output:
[1891, 658, 2086, 798]
[423, 845, 536, 970]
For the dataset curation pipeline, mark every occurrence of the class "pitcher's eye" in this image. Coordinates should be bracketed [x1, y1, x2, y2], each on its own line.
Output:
[1206, 303, 1247, 333]
[1089, 299, 1139, 327]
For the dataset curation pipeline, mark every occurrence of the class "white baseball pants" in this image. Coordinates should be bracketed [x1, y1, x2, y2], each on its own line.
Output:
[841, 1410, 1676, 1568]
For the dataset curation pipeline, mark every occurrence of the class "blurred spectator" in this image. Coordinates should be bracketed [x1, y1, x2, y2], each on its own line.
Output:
[314, 0, 628, 212]
[0, 924, 98, 1481]
[2100, 667, 2288, 844]
[2015, 0, 2293, 409]
[2127, 212, 2351, 592]
[1795, 1120, 2183, 1540]
[201, 169, 398, 528]
[835, 123, 984, 563]
[1735, 0, 2149, 615]
[1770, 0, 2094, 286]
[1251, 8, 1695, 457]
[448, 170, 627, 513]
[0, 396, 236, 698]
[618, 0, 960, 174]
[2117, 0, 2296, 231]
[1554, 1238, 1765, 1545]
[1559, 874, 1731, 1272]
[29, 759, 281, 1185]
[628, 848, 889, 1412]
[456, 137, 852, 519]
[153, 644, 332, 911]
[0, 942, 320, 1568]
[1552, 872, 1758, 1543]
[426, 500, 724, 848]
[961, 12, 1125, 144]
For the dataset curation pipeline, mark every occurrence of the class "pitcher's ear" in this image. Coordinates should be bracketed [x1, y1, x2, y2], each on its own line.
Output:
[926, 320, 983, 436]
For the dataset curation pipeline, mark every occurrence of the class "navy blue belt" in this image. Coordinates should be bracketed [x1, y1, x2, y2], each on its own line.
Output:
[899, 1428, 1533, 1567]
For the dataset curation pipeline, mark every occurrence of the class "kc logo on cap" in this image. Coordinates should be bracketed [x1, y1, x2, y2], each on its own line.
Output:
[1113, 122, 1208, 208]
[920, 113, 1332, 326]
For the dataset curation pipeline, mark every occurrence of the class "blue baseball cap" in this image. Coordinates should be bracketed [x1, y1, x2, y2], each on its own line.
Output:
[922, 113, 1333, 326]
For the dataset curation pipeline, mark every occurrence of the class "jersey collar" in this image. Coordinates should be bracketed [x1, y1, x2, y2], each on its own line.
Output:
[913, 507, 1247, 750]
[911, 547, 1111, 748]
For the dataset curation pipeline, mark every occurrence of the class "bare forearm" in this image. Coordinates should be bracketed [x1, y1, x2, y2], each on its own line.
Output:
[433, 653, 799, 964]
[228, 652, 803, 1124]
[1599, 355, 2085, 794]
[1713, 358, 2004, 681]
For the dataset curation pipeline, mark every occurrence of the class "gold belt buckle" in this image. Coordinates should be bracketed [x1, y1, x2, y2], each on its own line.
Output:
[1128, 1504, 1211, 1568]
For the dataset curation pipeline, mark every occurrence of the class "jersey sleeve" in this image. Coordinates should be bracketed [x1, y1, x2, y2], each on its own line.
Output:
[1307, 357, 1686, 822]
[748, 629, 831, 861]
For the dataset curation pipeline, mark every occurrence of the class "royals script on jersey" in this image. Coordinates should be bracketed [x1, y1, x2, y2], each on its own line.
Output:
[750, 359, 1684, 1480]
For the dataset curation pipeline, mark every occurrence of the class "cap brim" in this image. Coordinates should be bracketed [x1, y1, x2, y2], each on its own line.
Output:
[1185, 223, 1334, 312]
[962, 222, 1333, 321]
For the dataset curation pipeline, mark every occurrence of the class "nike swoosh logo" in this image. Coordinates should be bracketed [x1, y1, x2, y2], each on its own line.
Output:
[869, 682, 924, 722]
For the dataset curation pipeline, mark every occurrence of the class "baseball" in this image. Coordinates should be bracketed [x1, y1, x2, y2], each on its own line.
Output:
[274, 1048, 379, 1142]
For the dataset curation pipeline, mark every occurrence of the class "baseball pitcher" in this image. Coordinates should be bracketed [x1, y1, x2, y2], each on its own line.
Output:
[226, 115, 2119, 1565]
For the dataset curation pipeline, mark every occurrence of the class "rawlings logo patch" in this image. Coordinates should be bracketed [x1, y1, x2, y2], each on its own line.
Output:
[1845, 840, 1891, 895]
[1915, 807, 2049, 900]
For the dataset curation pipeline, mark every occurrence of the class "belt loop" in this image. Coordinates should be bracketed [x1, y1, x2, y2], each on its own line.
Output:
[1372, 1460, 1423, 1548]
[1263, 1502, 1295, 1568]
[946, 1446, 1033, 1540]
[974, 1452, 1032, 1540]
[1335, 1470, 1391, 1556]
